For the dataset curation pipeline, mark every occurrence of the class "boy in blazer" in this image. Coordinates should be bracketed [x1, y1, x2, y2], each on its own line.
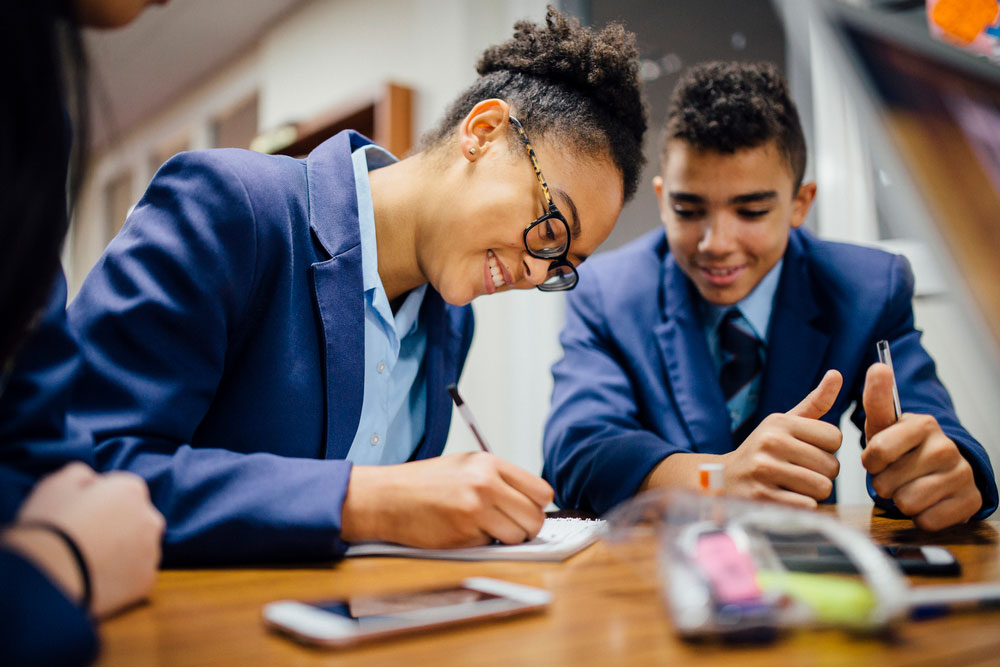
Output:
[543, 61, 997, 530]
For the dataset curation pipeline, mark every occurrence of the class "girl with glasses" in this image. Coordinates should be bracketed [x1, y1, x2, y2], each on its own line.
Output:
[60, 7, 646, 565]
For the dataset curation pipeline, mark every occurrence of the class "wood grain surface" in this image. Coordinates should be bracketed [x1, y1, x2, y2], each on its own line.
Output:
[96, 505, 1000, 666]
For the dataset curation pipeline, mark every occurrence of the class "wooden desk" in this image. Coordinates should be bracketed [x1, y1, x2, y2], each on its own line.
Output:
[97, 506, 1000, 666]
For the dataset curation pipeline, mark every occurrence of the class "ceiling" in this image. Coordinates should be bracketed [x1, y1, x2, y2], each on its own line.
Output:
[83, 0, 308, 149]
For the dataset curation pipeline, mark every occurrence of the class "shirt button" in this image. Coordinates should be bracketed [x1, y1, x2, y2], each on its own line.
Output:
[730, 410, 740, 422]
[376, 361, 387, 374]
[370, 433, 380, 446]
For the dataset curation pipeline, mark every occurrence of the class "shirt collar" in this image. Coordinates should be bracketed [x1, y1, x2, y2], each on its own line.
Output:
[351, 144, 427, 338]
[701, 258, 784, 344]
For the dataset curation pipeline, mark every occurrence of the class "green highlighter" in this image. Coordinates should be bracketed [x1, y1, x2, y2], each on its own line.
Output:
[756, 570, 877, 627]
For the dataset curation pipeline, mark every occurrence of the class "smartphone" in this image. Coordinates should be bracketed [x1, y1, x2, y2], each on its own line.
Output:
[882, 545, 961, 576]
[766, 532, 960, 576]
[262, 577, 552, 648]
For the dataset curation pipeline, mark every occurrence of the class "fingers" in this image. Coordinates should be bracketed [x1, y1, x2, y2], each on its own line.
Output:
[495, 457, 554, 509]
[863, 362, 897, 441]
[782, 439, 841, 480]
[912, 493, 980, 532]
[53, 462, 99, 487]
[783, 416, 843, 453]
[762, 459, 835, 502]
[786, 369, 842, 420]
[868, 423, 961, 497]
[759, 488, 820, 511]
[861, 413, 937, 475]
[479, 506, 532, 545]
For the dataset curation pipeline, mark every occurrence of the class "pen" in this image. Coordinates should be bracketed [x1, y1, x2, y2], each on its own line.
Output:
[446, 384, 494, 454]
[876, 339, 902, 421]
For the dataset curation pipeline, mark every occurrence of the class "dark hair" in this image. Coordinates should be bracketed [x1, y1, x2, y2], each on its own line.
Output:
[663, 61, 807, 189]
[420, 6, 647, 202]
[0, 1, 88, 365]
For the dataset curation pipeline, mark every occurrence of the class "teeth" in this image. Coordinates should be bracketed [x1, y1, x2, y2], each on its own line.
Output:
[705, 266, 739, 276]
[488, 251, 504, 287]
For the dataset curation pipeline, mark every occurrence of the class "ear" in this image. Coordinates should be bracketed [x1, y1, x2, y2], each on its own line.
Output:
[458, 99, 511, 162]
[789, 181, 817, 229]
[652, 175, 669, 224]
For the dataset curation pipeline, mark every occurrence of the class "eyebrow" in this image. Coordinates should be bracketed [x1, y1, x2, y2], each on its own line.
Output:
[668, 191, 778, 205]
[553, 186, 582, 241]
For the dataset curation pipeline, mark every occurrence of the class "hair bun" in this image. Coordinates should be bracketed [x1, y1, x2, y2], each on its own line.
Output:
[476, 7, 643, 145]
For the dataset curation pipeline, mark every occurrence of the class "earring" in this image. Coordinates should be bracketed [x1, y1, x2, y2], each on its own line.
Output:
[468, 146, 477, 155]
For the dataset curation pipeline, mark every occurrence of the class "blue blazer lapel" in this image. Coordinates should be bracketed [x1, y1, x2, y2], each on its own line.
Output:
[755, 233, 832, 420]
[306, 131, 374, 458]
[655, 256, 731, 453]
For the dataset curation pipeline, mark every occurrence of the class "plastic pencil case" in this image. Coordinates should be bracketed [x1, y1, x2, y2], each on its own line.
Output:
[604, 488, 910, 642]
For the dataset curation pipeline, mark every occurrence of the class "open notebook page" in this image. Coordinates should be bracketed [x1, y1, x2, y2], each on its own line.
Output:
[345, 517, 606, 562]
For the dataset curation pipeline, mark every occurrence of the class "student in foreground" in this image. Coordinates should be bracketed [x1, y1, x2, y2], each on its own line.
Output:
[1, 1, 165, 664]
[63, 8, 647, 565]
[543, 61, 997, 530]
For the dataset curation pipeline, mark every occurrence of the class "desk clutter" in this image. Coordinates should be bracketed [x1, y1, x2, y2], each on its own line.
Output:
[604, 487, 1000, 643]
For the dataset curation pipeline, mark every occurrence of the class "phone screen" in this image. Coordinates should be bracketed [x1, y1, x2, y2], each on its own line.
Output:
[884, 546, 929, 562]
[311, 586, 505, 626]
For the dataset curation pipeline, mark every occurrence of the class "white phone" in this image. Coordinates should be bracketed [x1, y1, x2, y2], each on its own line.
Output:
[262, 577, 552, 648]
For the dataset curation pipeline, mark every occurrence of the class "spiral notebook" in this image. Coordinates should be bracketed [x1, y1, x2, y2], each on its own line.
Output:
[345, 517, 606, 562]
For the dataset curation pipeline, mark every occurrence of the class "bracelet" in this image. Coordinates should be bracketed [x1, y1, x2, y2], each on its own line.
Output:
[17, 520, 92, 613]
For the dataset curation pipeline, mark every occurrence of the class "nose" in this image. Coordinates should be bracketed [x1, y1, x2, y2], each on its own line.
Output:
[697, 215, 738, 257]
[521, 254, 551, 287]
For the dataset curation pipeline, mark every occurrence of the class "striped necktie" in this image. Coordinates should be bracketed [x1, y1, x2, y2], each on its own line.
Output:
[718, 308, 763, 445]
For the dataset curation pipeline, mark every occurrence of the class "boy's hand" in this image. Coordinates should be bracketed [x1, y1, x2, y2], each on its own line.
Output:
[862, 363, 981, 531]
[341, 452, 553, 548]
[721, 370, 843, 508]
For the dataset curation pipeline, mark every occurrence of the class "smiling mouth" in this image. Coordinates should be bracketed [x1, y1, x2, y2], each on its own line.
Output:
[486, 250, 514, 293]
[698, 263, 746, 286]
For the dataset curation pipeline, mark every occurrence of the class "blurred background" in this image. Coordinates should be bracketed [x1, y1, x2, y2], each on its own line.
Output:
[67, 0, 1000, 506]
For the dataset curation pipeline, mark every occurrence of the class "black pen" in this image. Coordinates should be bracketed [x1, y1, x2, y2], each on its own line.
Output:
[446, 384, 494, 454]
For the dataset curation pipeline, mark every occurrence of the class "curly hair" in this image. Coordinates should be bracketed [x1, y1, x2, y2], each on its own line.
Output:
[663, 61, 807, 189]
[420, 6, 647, 202]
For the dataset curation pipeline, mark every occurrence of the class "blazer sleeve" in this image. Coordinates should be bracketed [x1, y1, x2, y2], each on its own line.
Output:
[0, 548, 98, 666]
[0, 271, 93, 522]
[849, 254, 998, 519]
[543, 275, 689, 515]
[68, 152, 353, 566]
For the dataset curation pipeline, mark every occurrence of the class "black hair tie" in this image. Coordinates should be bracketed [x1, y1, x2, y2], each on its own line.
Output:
[19, 520, 92, 613]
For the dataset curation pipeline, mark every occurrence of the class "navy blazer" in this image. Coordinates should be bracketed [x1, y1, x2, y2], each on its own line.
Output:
[543, 227, 998, 518]
[68, 131, 474, 566]
[0, 272, 92, 522]
[0, 274, 98, 665]
[0, 549, 97, 666]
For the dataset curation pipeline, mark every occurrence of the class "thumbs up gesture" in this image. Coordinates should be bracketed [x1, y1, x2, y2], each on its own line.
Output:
[720, 370, 844, 508]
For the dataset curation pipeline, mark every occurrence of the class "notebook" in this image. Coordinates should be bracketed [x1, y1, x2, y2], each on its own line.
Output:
[344, 517, 606, 562]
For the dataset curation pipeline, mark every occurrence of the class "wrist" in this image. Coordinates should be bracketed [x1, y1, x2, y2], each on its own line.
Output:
[341, 465, 390, 543]
[1, 523, 88, 608]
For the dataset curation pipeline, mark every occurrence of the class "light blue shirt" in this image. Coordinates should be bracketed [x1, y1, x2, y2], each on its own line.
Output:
[699, 259, 783, 430]
[345, 145, 429, 465]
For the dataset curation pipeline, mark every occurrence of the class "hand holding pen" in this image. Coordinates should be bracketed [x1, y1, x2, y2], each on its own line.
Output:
[340, 383, 554, 547]
[860, 340, 981, 531]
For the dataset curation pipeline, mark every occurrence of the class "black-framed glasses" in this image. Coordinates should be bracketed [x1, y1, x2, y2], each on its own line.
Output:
[508, 116, 578, 292]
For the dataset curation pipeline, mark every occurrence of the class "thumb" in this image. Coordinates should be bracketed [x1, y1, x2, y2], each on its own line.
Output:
[863, 362, 897, 441]
[787, 369, 843, 419]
